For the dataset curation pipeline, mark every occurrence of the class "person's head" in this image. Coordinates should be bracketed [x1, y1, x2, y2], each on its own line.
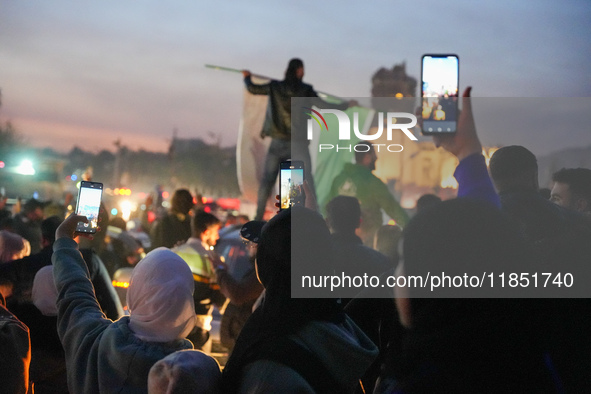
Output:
[32, 265, 58, 316]
[224, 214, 237, 227]
[325, 196, 361, 234]
[354, 142, 377, 171]
[285, 58, 304, 82]
[170, 189, 194, 215]
[192, 210, 221, 247]
[221, 207, 342, 394]
[415, 193, 442, 213]
[41, 216, 63, 248]
[23, 198, 45, 222]
[119, 233, 144, 266]
[550, 168, 591, 213]
[148, 350, 221, 394]
[240, 220, 265, 260]
[127, 248, 195, 342]
[489, 145, 539, 193]
[0, 230, 31, 263]
[256, 206, 333, 295]
[396, 199, 531, 328]
[109, 216, 127, 231]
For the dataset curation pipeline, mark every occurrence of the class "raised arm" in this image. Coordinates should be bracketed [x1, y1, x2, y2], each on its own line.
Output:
[243, 70, 271, 95]
[52, 214, 111, 373]
[433, 87, 500, 208]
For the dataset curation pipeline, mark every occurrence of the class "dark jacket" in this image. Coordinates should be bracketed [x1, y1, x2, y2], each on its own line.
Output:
[150, 212, 191, 249]
[0, 246, 124, 321]
[331, 232, 391, 276]
[244, 76, 348, 143]
[12, 214, 43, 254]
[245, 76, 317, 141]
[16, 305, 67, 393]
[0, 293, 31, 394]
[499, 190, 591, 392]
[331, 232, 392, 302]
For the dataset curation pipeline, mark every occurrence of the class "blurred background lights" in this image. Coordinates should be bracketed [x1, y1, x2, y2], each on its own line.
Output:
[15, 159, 35, 175]
[120, 200, 132, 221]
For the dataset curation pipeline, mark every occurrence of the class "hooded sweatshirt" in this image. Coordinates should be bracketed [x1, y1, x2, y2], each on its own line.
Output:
[237, 316, 378, 393]
[52, 239, 194, 394]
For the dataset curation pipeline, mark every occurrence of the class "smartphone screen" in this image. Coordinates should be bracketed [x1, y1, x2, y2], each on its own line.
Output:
[279, 161, 304, 210]
[421, 54, 459, 134]
[75, 181, 103, 233]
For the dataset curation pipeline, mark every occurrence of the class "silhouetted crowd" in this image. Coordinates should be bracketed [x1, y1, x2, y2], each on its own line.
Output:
[2, 90, 591, 394]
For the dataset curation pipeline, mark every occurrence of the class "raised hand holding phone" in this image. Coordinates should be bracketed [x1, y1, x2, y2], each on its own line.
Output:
[75, 181, 103, 234]
[432, 86, 482, 161]
[279, 160, 305, 210]
[56, 213, 91, 241]
[275, 180, 317, 213]
[421, 54, 459, 135]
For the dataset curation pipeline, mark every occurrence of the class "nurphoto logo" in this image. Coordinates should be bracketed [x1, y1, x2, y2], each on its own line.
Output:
[305, 108, 418, 153]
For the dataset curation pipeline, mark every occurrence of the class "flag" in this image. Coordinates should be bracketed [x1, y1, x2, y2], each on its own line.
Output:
[311, 105, 374, 213]
[236, 76, 271, 204]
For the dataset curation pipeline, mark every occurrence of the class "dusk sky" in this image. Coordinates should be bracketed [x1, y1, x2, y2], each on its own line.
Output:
[1, 0, 590, 157]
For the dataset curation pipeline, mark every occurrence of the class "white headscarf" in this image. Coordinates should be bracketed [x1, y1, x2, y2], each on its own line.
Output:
[32, 265, 58, 316]
[127, 247, 196, 342]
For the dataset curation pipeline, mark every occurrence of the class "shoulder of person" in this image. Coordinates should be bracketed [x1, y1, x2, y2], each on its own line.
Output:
[302, 82, 314, 91]
[240, 360, 315, 394]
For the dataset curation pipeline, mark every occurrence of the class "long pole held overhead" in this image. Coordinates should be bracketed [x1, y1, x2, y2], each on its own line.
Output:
[204, 64, 343, 101]
[205, 64, 272, 81]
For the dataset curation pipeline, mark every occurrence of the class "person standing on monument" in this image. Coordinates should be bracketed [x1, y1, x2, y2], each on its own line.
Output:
[243, 58, 354, 220]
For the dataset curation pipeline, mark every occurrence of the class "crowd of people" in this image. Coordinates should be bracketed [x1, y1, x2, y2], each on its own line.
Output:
[2, 76, 591, 393]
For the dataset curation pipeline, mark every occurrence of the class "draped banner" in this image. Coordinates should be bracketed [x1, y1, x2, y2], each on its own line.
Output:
[236, 76, 271, 204]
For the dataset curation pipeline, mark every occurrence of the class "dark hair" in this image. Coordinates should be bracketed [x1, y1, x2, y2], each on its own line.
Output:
[23, 198, 45, 214]
[41, 216, 63, 245]
[552, 168, 591, 202]
[171, 189, 194, 215]
[489, 145, 538, 192]
[109, 217, 127, 231]
[325, 196, 361, 233]
[415, 193, 442, 212]
[192, 210, 221, 237]
[284, 58, 304, 86]
[354, 142, 374, 164]
[257, 206, 335, 293]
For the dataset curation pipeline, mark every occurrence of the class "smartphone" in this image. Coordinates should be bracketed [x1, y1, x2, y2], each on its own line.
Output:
[421, 54, 459, 134]
[279, 160, 305, 210]
[75, 181, 103, 233]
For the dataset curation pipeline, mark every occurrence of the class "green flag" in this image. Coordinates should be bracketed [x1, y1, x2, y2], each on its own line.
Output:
[312, 106, 374, 214]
